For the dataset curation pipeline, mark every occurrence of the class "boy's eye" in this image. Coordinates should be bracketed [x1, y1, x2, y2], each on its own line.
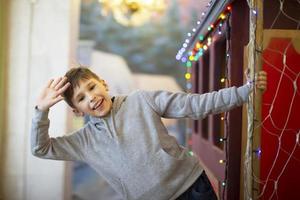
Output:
[89, 85, 95, 90]
[78, 96, 85, 102]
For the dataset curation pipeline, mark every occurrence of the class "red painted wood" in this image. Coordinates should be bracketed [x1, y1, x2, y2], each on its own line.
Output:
[261, 37, 300, 200]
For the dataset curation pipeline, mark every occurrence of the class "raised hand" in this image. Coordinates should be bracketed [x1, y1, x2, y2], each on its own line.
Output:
[36, 77, 71, 111]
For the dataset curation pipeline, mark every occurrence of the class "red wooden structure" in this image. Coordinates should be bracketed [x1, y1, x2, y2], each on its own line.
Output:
[186, 0, 300, 199]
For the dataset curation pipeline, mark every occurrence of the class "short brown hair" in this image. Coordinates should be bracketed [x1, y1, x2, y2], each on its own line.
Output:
[63, 67, 100, 108]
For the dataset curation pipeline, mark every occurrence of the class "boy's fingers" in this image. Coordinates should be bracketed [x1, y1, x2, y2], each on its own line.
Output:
[258, 71, 267, 75]
[55, 95, 64, 103]
[54, 77, 68, 90]
[57, 82, 71, 94]
[50, 77, 63, 88]
[46, 79, 54, 88]
[257, 76, 267, 81]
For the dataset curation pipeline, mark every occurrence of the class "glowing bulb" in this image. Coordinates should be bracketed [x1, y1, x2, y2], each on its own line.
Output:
[187, 32, 192, 37]
[252, 9, 257, 15]
[181, 57, 187, 63]
[188, 151, 194, 156]
[192, 28, 196, 32]
[219, 159, 225, 164]
[185, 73, 191, 80]
[220, 78, 226, 83]
[199, 35, 204, 41]
[203, 45, 208, 50]
[220, 14, 226, 20]
[222, 181, 226, 187]
[189, 55, 194, 61]
[196, 42, 201, 49]
[254, 148, 262, 157]
[186, 83, 192, 90]
[227, 6, 232, 11]
[221, 116, 224, 120]
[186, 61, 192, 67]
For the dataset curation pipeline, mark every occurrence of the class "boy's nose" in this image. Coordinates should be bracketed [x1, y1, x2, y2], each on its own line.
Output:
[88, 94, 95, 102]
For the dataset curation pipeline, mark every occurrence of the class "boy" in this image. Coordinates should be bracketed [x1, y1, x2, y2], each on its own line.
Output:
[31, 67, 267, 200]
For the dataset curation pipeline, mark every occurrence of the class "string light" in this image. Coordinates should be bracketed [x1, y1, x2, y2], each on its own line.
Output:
[222, 181, 226, 187]
[220, 13, 226, 20]
[181, 57, 187, 63]
[185, 73, 191, 80]
[177, 4, 232, 63]
[219, 159, 226, 164]
[195, 42, 201, 50]
[189, 55, 194, 61]
[253, 148, 262, 157]
[186, 82, 192, 90]
[186, 61, 192, 67]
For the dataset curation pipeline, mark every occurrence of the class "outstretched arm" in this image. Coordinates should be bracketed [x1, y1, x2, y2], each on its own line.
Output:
[141, 71, 267, 119]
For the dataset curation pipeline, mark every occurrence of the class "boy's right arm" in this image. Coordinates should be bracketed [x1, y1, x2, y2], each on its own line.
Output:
[31, 77, 83, 161]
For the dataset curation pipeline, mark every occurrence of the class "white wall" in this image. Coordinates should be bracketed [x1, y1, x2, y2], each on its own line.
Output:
[3, 0, 80, 199]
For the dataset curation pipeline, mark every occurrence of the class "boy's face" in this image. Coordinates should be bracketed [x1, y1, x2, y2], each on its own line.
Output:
[71, 78, 112, 117]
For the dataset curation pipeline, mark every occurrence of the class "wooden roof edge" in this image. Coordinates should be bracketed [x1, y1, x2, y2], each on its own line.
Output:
[184, 0, 233, 56]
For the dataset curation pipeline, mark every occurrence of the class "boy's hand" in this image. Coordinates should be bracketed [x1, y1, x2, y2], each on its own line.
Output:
[255, 71, 267, 92]
[36, 77, 70, 111]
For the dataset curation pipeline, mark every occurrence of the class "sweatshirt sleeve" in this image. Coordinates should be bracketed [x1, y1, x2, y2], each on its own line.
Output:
[31, 107, 84, 161]
[141, 84, 251, 119]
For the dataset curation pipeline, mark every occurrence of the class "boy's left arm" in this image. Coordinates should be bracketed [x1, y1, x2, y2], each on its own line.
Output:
[142, 71, 267, 119]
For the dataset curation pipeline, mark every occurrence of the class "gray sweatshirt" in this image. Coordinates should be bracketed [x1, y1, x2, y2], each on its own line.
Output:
[31, 85, 251, 200]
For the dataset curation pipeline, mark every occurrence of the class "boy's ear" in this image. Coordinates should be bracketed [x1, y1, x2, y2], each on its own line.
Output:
[72, 109, 84, 117]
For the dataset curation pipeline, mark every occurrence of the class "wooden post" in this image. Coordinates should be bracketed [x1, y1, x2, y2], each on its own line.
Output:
[244, 0, 264, 199]
[252, 0, 263, 198]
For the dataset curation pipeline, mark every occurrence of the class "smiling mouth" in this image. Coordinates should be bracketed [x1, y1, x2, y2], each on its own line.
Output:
[93, 99, 104, 110]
